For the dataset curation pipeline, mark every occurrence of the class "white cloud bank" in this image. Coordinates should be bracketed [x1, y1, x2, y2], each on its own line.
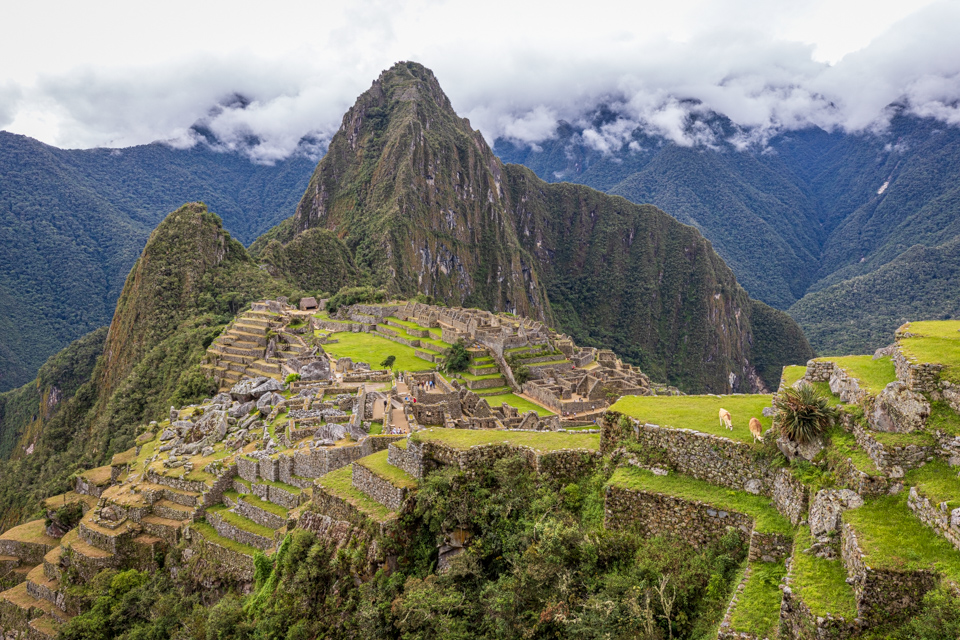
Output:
[1, 0, 958, 162]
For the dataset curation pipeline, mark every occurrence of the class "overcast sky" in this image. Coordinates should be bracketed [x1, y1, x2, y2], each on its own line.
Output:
[3, 0, 959, 162]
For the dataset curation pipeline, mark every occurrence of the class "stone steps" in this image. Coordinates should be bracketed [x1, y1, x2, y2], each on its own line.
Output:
[136, 483, 202, 508]
[0, 582, 57, 632]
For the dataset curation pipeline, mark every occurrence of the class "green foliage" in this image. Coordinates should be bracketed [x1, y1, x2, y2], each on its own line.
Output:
[379, 355, 396, 369]
[325, 286, 387, 313]
[442, 340, 470, 374]
[284, 373, 301, 384]
[886, 586, 960, 640]
[775, 384, 839, 444]
[512, 364, 531, 385]
[0, 132, 314, 392]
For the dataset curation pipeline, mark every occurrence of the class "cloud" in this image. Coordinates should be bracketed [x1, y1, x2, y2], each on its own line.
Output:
[2, 0, 959, 160]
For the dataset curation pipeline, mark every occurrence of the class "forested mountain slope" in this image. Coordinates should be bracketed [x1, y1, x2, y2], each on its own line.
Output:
[0, 133, 315, 391]
[496, 112, 960, 354]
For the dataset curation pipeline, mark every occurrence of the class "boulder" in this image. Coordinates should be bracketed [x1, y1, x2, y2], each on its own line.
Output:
[810, 489, 863, 538]
[212, 392, 233, 406]
[761, 406, 776, 418]
[257, 392, 283, 411]
[194, 410, 229, 440]
[300, 359, 330, 381]
[777, 435, 825, 463]
[251, 378, 283, 398]
[170, 406, 179, 422]
[230, 377, 268, 402]
[871, 381, 930, 433]
[159, 429, 177, 441]
[201, 446, 215, 457]
[228, 401, 256, 418]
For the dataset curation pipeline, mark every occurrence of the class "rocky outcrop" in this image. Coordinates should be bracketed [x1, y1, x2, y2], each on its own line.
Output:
[870, 382, 930, 433]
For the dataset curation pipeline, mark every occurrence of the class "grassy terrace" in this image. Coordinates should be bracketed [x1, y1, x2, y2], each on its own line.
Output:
[609, 394, 774, 444]
[826, 427, 881, 476]
[781, 365, 806, 387]
[316, 465, 393, 521]
[412, 428, 600, 453]
[727, 561, 787, 637]
[0, 519, 59, 546]
[207, 505, 276, 538]
[843, 494, 960, 581]
[815, 355, 897, 395]
[255, 477, 302, 495]
[484, 393, 555, 417]
[455, 370, 504, 382]
[381, 323, 452, 351]
[240, 493, 289, 518]
[324, 331, 435, 372]
[192, 521, 260, 557]
[899, 320, 960, 383]
[790, 527, 857, 620]
[608, 467, 793, 535]
[355, 450, 417, 489]
[927, 401, 960, 437]
[907, 460, 960, 509]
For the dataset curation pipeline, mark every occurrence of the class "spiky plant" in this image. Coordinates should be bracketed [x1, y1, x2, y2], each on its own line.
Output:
[775, 384, 838, 444]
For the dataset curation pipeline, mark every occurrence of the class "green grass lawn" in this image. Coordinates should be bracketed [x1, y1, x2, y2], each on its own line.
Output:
[609, 394, 774, 444]
[907, 459, 960, 509]
[484, 393, 555, 417]
[781, 365, 807, 387]
[843, 493, 960, 581]
[455, 370, 505, 381]
[815, 355, 897, 395]
[607, 466, 793, 535]
[368, 421, 383, 435]
[926, 401, 960, 437]
[316, 465, 393, 521]
[324, 331, 436, 372]
[899, 320, 960, 383]
[206, 505, 276, 538]
[789, 526, 857, 620]
[384, 316, 423, 330]
[826, 427, 881, 476]
[412, 428, 600, 453]
[728, 561, 788, 637]
[355, 450, 417, 489]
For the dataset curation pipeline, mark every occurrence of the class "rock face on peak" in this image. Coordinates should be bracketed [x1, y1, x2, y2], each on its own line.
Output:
[258, 62, 813, 392]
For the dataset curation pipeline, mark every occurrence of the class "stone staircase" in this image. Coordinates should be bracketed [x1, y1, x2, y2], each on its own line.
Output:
[203, 308, 314, 390]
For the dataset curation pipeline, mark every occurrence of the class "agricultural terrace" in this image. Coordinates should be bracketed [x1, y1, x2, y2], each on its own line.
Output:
[780, 365, 806, 387]
[898, 320, 960, 384]
[484, 393, 555, 417]
[814, 355, 897, 395]
[322, 331, 436, 372]
[607, 466, 793, 535]
[609, 394, 774, 444]
[412, 428, 600, 453]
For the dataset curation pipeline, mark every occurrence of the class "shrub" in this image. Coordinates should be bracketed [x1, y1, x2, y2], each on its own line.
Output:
[775, 384, 838, 444]
[513, 364, 531, 385]
[284, 373, 301, 384]
[380, 355, 396, 369]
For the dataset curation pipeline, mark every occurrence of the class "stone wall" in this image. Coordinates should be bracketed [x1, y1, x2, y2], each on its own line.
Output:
[831, 457, 890, 497]
[352, 464, 407, 512]
[780, 557, 860, 640]
[292, 435, 403, 478]
[841, 521, 938, 626]
[604, 484, 790, 562]
[387, 442, 420, 478]
[206, 510, 274, 551]
[237, 497, 287, 530]
[907, 486, 960, 551]
[852, 422, 933, 473]
[772, 469, 809, 527]
[603, 416, 778, 497]
[251, 482, 301, 509]
[804, 360, 835, 383]
[184, 526, 255, 583]
[893, 346, 941, 393]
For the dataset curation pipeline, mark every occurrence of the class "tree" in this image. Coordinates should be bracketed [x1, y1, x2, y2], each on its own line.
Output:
[443, 340, 470, 374]
[380, 355, 396, 369]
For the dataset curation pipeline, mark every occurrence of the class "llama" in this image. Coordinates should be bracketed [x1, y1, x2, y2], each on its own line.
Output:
[749, 417, 763, 442]
[719, 408, 733, 430]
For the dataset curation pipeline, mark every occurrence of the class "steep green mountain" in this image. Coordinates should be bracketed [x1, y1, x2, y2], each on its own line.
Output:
[0, 132, 315, 392]
[496, 112, 960, 354]
[0, 203, 307, 528]
[267, 62, 811, 392]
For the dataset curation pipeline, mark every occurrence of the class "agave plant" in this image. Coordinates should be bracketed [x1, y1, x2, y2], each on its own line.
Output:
[775, 384, 839, 444]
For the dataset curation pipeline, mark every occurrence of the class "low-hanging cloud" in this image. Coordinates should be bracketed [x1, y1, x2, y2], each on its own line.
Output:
[2, 0, 960, 162]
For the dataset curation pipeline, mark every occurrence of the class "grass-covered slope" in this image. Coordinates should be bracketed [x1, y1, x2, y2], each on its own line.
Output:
[0, 132, 314, 392]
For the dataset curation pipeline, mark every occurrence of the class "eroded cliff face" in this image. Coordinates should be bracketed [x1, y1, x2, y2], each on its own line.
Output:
[278, 62, 812, 392]
[290, 62, 551, 320]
